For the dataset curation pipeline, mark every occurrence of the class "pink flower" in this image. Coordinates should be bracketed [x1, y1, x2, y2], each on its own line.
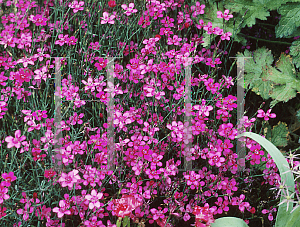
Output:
[85, 189, 103, 210]
[208, 151, 225, 167]
[184, 171, 202, 190]
[0, 185, 10, 204]
[257, 109, 276, 121]
[191, 2, 205, 17]
[204, 78, 220, 93]
[195, 19, 205, 29]
[193, 204, 215, 226]
[53, 200, 71, 218]
[2, 172, 16, 187]
[101, 12, 116, 24]
[55, 34, 69, 46]
[203, 22, 213, 34]
[68, 0, 84, 13]
[17, 203, 34, 221]
[221, 31, 232, 41]
[231, 194, 250, 213]
[262, 207, 276, 221]
[217, 9, 233, 21]
[30, 14, 47, 26]
[150, 207, 168, 220]
[112, 194, 142, 218]
[121, 3, 138, 16]
[159, 27, 173, 36]
[167, 35, 182, 45]
[66, 36, 77, 46]
[95, 58, 108, 71]
[5, 130, 26, 149]
[108, 0, 116, 8]
[58, 170, 81, 190]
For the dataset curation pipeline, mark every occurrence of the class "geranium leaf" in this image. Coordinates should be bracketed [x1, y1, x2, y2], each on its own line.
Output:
[275, 3, 300, 38]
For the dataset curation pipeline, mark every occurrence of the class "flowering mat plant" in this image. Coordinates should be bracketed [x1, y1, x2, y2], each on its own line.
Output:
[0, 0, 300, 226]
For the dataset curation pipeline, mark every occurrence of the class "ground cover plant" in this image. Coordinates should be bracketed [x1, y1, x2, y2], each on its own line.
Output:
[0, 0, 300, 226]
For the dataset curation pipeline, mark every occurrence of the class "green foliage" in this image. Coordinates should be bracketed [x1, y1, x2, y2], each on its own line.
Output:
[225, 0, 270, 28]
[235, 132, 295, 227]
[200, 1, 246, 48]
[275, 3, 300, 38]
[290, 40, 300, 68]
[214, 131, 297, 227]
[264, 121, 289, 147]
[236, 47, 300, 108]
[284, 206, 300, 227]
[211, 217, 249, 227]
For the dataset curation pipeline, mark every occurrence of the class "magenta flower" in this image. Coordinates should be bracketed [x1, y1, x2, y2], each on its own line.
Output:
[68, 0, 84, 13]
[191, 2, 205, 17]
[150, 207, 168, 220]
[121, 3, 138, 16]
[231, 194, 250, 213]
[112, 194, 142, 218]
[184, 171, 202, 190]
[100, 12, 116, 24]
[17, 203, 34, 221]
[2, 172, 17, 187]
[85, 189, 103, 209]
[30, 14, 47, 26]
[95, 58, 108, 71]
[221, 31, 232, 41]
[217, 9, 233, 21]
[208, 151, 225, 167]
[203, 22, 213, 34]
[0, 206, 6, 219]
[257, 109, 276, 121]
[53, 200, 71, 218]
[167, 35, 182, 45]
[66, 36, 77, 46]
[55, 34, 69, 46]
[58, 170, 81, 190]
[5, 130, 26, 149]
[262, 207, 277, 221]
[0, 185, 10, 204]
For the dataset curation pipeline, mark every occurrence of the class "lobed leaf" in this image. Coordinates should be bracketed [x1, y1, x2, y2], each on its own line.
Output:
[275, 3, 300, 38]
[290, 40, 300, 69]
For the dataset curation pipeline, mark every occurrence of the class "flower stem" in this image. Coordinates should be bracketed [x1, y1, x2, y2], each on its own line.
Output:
[239, 33, 292, 45]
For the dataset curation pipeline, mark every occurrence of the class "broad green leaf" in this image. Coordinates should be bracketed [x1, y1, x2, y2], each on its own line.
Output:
[259, 0, 291, 11]
[253, 47, 274, 68]
[225, 0, 270, 28]
[270, 121, 289, 147]
[236, 47, 273, 95]
[284, 206, 300, 227]
[239, 48, 300, 107]
[275, 3, 300, 38]
[290, 40, 300, 68]
[269, 83, 297, 104]
[235, 132, 295, 227]
[211, 217, 249, 227]
[263, 124, 272, 141]
[251, 79, 273, 100]
[275, 54, 296, 79]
